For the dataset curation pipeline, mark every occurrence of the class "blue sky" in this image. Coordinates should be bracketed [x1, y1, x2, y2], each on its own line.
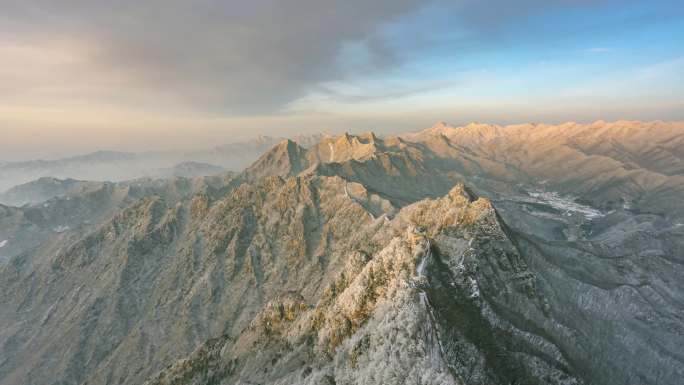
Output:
[292, 0, 684, 120]
[0, 0, 682, 159]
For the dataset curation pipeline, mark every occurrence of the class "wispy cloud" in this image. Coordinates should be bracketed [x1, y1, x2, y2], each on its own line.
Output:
[585, 47, 612, 53]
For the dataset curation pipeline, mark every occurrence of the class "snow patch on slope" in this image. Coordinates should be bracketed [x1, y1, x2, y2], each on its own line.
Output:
[526, 191, 603, 219]
[53, 225, 70, 233]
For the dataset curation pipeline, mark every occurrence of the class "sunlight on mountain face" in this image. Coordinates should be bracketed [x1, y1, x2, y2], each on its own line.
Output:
[0, 2, 683, 385]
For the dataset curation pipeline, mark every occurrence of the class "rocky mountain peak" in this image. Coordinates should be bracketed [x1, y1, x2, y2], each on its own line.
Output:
[242, 139, 308, 180]
[429, 121, 454, 132]
[242, 132, 427, 189]
[313, 132, 381, 163]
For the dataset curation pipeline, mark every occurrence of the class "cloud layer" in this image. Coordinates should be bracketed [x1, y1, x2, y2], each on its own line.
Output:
[1, 0, 428, 113]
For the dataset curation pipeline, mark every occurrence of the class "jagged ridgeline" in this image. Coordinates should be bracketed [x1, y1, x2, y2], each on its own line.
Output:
[1, 121, 683, 385]
[144, 184, 563, 385]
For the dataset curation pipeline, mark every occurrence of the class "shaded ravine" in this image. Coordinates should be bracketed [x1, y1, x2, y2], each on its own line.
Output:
[424, 245, 570, 385]
[414, 238, 453, 375]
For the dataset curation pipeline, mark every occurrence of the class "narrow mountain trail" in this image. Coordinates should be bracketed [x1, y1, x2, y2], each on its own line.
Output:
[343, 181, 375, 220]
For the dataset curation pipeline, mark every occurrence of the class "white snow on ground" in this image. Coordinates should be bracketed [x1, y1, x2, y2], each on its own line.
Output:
[0, 240, 7, 248]
[526, 191, 604, 219]
[467, 276, 480, 299]
[53, 225, 70, 233]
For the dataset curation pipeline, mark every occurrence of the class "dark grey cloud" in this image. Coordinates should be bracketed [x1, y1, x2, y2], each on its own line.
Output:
[0, 0, 426, 114]
[0, 0, 650, 115]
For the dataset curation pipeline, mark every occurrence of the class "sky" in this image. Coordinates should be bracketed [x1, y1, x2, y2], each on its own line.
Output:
[0, 0, 683, 160]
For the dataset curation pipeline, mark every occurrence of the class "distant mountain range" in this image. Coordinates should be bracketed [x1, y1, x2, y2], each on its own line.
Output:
[0, 121, 683, 385]
[0, 134, 327, 194]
